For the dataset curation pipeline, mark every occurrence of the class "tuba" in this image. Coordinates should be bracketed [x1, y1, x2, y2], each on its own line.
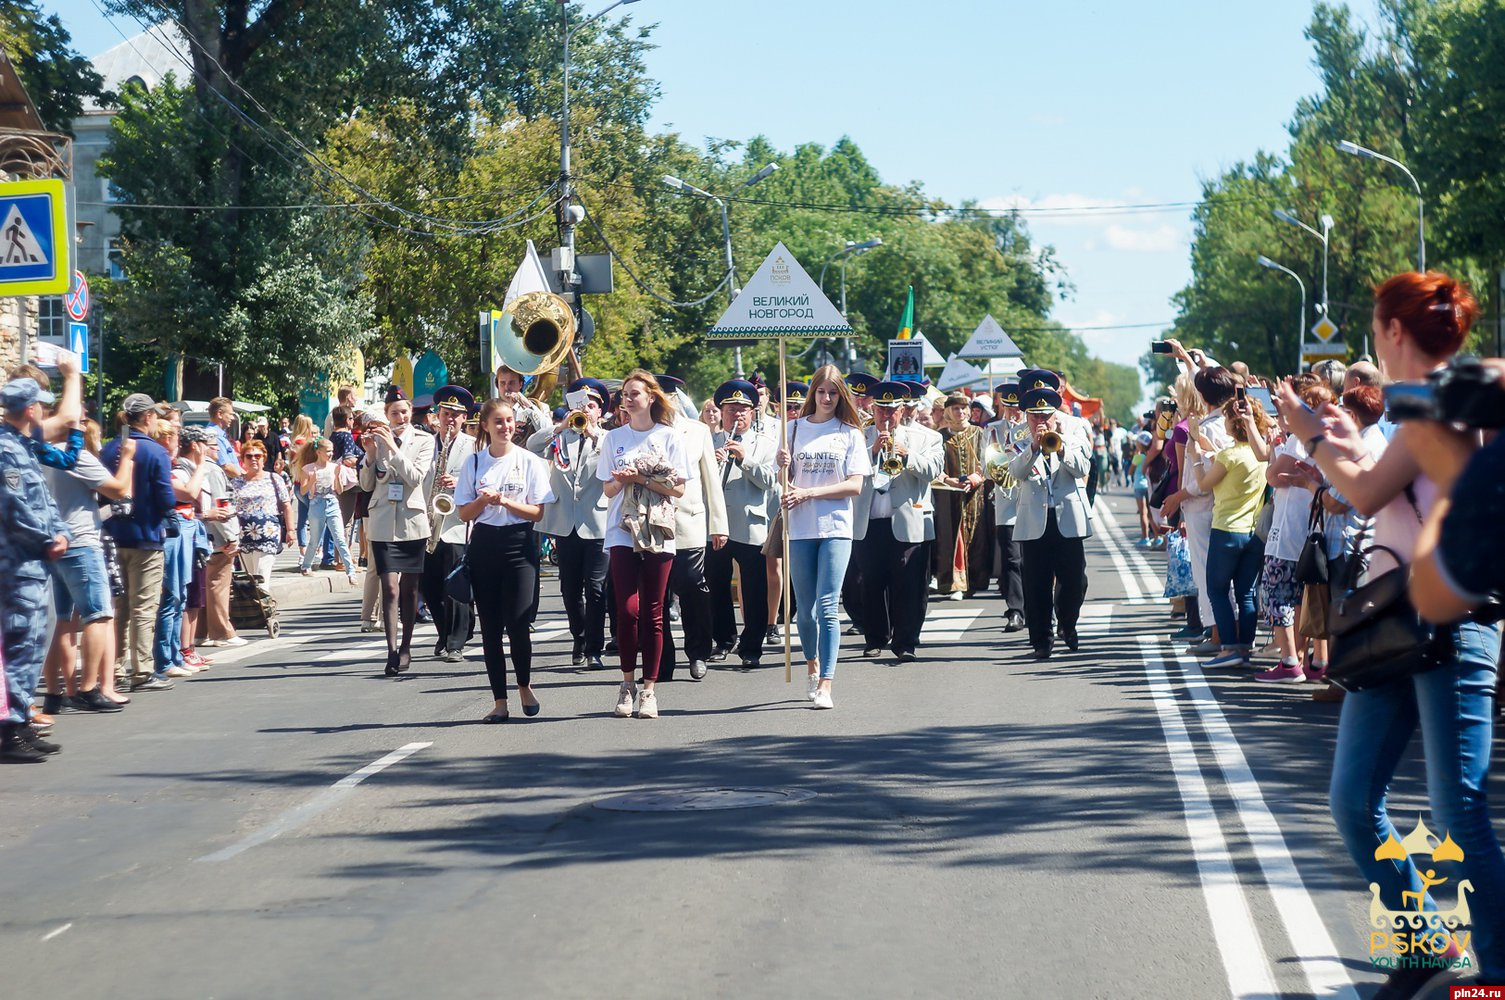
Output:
[497, 290, 577, 403]
[983, 444, 1014, 487]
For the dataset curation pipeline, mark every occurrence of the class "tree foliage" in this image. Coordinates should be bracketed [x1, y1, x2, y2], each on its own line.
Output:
[0, 0, 104, 133]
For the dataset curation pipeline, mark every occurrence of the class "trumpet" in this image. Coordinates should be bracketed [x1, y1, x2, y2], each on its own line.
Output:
[1040, 430, 1064, 455]
[566, 410, 590, 434]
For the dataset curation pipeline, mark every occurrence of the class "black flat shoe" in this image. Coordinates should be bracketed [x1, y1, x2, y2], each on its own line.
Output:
[481, 709, 509, 724]
[384, 650, 401, 677]
[522, 701, 540, 717]
[1063, 629, 1080, 651]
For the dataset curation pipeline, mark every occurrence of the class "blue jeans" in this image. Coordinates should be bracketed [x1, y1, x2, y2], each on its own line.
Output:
[1329, 621, 1505, 979]
[788, 537, 852, 680]
[1205, 528, 1261, 647]
[299, 496, 353, 573]
[297, 492, 340, 563]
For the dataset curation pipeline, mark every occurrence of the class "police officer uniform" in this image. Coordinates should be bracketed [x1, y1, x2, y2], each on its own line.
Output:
[989, 383, 1030, 632]
[1, 378, 70, 759]
[852, 381, 945, 661]
[420, 384, 478, 661]
[1008, 387, 1094, 659]
[706, 379, 778, 668]
[528, 377, 611, 669]
[656, 375, 728, 681]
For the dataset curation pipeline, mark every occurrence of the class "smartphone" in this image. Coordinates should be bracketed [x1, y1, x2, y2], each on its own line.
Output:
[1151, 341, 1174, 354]
[1236, 386, 1247, 403]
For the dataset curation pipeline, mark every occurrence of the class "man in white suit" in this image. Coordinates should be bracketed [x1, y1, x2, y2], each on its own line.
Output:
[528, 377, 612, 670]
[420, 385, 479, 662]
[988, 383, 1030, 633]
[1008, 387, 1093, 660]
[854, 381, 945, 662]
[706, 379, 777, 669]
[656, 376, 729, 682]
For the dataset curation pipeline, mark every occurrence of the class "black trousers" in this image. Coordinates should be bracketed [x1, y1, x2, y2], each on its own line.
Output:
[858, 517, 927, 654]
[1020, 511, 1087, 651]
[707, 539, 768, 660]
[554, 530, 609, 657]
[469, 523, 539, 699]
[419, 539, 473, 653]
[657, 546, 713, 680]
[841, 556, 865, 633]
[995, 523, 1024, 614]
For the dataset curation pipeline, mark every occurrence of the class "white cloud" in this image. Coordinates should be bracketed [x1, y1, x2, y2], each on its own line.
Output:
[1103, 223, 1186, 253]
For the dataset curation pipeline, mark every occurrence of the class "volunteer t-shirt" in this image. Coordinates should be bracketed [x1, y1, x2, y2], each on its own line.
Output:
[785, 417, 872, 540]
[455, 447, 555, 528]
[596, 423, 687, 552]
[1211, 442, 1266, 534]
[1264, 435, 1315, 562]
[44, 450, 112, 549]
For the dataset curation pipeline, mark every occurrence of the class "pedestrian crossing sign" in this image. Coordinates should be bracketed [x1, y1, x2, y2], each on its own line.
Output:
[0, 180, 69, 296]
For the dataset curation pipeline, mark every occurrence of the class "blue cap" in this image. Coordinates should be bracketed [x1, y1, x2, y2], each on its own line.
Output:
[433, 384, 474, 412]
[714, 379, 758, 407]
[844, 371, 878, 397]
[996, 383, 1022, 408]
[1021, 387, 1062, 414]
[1018, 369, 1061, 392]
[869, 380, 910, 408]
[1, 378, 54, 411]
[780, 381, 809, 406]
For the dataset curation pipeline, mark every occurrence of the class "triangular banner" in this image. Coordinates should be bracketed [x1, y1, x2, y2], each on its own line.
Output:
[958, 314, 1023, 360]
[912, 331, 946, 367]
[709, 242, 851, 340]
[937, 353, 986, 391]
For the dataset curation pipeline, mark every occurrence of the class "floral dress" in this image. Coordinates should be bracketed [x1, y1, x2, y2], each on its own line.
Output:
[230, 473, 290, 554]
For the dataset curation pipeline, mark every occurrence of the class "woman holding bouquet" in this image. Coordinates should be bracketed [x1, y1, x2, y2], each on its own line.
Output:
[597, 369, 687, 720]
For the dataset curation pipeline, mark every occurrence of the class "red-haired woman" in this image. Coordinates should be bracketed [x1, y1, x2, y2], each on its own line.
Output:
[1278, 272, 1505, 996]
[597, 370, 687, 720]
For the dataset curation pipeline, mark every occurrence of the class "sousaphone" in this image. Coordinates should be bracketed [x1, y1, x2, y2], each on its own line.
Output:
[497, 290, 577, 402]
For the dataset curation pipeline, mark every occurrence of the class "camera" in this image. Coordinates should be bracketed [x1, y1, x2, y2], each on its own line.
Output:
[1384, 359, 1505, 429]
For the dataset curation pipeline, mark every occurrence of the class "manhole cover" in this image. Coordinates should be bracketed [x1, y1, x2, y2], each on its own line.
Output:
[593, 787, 817, 813]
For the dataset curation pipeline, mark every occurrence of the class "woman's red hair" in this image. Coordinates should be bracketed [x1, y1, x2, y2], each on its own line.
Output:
[1373, 271, 1477, 359]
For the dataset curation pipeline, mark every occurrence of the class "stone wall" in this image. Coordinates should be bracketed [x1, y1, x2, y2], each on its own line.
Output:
[0, 294, 38, 373]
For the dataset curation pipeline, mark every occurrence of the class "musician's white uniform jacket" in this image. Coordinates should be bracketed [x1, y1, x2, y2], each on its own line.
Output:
[989, 418, 1032, 529]
[430, 431, 478, 545]
[527, 426, 608, 540]
[358, 426, 436, 543]
[854, 422, 944, 544]
[714, 424, 778, 547]
[673, 418, 729, 550]
[1007, 430, 1094, 542]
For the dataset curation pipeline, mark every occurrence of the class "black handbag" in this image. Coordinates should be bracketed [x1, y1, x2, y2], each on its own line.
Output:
[1294, 488, 1329, 585]
[1148, 462, 1176, 508]
[1326, 536, 1450, 692]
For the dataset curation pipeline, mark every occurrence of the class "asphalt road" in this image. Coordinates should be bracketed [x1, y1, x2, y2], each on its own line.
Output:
[1, 488, 1496, 999]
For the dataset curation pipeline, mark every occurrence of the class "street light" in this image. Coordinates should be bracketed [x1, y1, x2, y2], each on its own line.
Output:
[1336, 139, 1425, 271]
[1257, 254, 1306, 375]
[818, 239, 883, 369]
[559, 0, 645, 309]
[1272, 208, 1333, 317]
[662, 162, 779, 375]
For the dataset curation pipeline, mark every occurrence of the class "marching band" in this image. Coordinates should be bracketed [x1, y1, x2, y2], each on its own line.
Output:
[367, 350, 1097, 719]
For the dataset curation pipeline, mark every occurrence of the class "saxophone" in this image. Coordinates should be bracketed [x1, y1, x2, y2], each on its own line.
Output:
[427, 427, 458, 552]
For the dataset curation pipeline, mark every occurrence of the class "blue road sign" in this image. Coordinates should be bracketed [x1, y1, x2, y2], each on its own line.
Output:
[0, 180, 69, 295]
[69, 322, 89, 373]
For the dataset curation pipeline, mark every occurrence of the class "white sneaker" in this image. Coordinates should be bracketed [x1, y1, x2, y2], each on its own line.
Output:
[812, 688, 834, 710]
[946, 591, 964, 601]
[165, 665, 195, 678]
[637, 689, 659, 719]
[807, 673, 820, 701]
[198, 639, 222, 648]
[614, 682, 636, 718]
[220, 636, 249, 648]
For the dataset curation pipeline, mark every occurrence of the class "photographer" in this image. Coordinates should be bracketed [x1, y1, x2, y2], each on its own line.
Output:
[1276, 273, 1505, 997]
[1402, 358, 1505, 623]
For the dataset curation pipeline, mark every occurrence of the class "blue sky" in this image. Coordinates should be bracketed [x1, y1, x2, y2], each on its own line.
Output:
[42, 0, 1382, 383]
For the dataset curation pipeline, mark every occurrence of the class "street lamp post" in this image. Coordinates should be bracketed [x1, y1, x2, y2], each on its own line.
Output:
[662, 162, 778, 375]
[1273, 208, 1333, 317]
[559, 0, 643, 311]
[1336, 139, 1425, 271]
[818, 238, 883, 370]
[1257, 254, 1306, 375]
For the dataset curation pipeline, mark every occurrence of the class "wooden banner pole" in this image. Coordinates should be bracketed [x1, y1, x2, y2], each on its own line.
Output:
[779, 335, 793, 684]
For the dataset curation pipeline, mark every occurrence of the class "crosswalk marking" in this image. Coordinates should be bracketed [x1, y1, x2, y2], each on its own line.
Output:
[1078, 603, 1114, 635]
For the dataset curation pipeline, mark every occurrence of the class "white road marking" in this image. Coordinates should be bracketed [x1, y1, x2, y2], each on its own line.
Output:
[40, 922, 72, 942]
[1168, 644, 1359, 999]
[1137, 637, 1279, 1000]
[921, 610, 982, 643]
[1094, 498, 1164, 596]
[198, 742, 433, 863]
[1078, 604, 1113, 635]
[316, 640, 390, 662]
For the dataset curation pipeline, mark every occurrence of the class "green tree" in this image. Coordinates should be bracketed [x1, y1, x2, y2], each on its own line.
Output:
[0, 0, 104, 133]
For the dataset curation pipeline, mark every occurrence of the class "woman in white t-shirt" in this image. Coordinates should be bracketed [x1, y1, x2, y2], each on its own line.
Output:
[776, 364, 872, 710]
[457, 400, 555, 723]
[1254, 374, 1334, 683]
[596, 370, 687, 720]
